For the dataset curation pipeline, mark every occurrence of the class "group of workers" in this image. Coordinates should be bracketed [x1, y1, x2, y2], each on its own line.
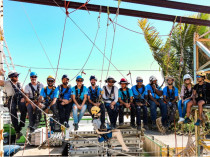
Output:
[0, 69, 209, 140]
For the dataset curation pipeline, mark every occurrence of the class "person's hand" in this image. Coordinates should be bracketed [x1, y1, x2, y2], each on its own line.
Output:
[38, 103, 44, 109]
[0, 69, 5, 76]
[77, 105, 82, 110]
[45, 108, 49, 114]
[96, 102, 100, 107]
[182, 99, 184, 104]
[31, 103, 36, 110]
[62, 99, 69, 104]
[152, 84, 156, 89]
[155, 101, 160, 106]
[110, 104, 114, 110]
[61, 102, 65, 105]
[125, 103, 130, 108]
[20, 98, 25, 103]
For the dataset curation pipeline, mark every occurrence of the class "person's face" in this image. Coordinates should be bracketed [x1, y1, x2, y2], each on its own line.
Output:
[196, 75, 203, 82]
[108, 80, 115, 87]
[47, 79, 54, 87]
[167, 79, 173, 85]
[76, 79, 83, 85]
[152, 80, 157, 84]
[30, 75, 37, 83]
[11, 75, 19, 82]
[62, 78, 69, 85]
[184, 78, 191, 84]
[121, 83, 127, 89]
[136, 80, 143, 86]
[90, 79, 96, 86]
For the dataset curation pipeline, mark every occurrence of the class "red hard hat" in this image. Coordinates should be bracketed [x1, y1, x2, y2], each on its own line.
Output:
[119, 78, 129, 84]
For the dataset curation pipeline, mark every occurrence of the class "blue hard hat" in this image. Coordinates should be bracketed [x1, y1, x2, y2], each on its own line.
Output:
[30, 72, 37, 77]
[76, 75, 84, 81]
[62, 74, 69, 80]
[90, 75, 97, 81]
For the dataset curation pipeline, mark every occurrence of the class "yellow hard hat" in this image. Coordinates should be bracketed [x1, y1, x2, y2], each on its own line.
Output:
[47, 75, 55, 81]
[91, 106, 100, 117]
[196, 71, 206, 77]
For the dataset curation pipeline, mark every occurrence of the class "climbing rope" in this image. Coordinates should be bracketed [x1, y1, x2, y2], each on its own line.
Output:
[100, 8, 110, 87]
[70, 7, 102, 81]
[23, 68, 31, 86]
[106, 5, 120, 79]
[55, 15, 68, 82]
[51, 0, 127, 79]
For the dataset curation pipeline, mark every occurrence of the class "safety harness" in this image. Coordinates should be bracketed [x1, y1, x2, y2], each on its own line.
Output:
[196, 82, 210, 104]
[149, 84, 159, 99]
[89, 86, 99, 103]
[183, 85, 192, 100]
[166, 86, 175, 102]
[120, 88, 130, 103]
[10, 81, 23, 102]
[75, 85, 84, 104]
[44, 86, 56, 104]
[58, 84, 70, 99]
[103, 86, 114, 101]
[29, 82, 40, 100]
[134, 85, 145, 103]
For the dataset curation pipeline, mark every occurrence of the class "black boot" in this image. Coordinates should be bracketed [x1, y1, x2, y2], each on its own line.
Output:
[100, 123, 106, 130]
[130, 123, 136, 128]
[74, 123, 78, 131]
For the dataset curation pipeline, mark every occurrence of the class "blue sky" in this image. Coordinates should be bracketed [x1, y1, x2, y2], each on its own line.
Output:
[3, 0, 210, 87]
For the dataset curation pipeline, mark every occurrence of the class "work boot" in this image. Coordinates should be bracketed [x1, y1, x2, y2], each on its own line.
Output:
[130, 123, 136, 129]
[16, 132, 23, 141]
[119, 122, 124, 126]
[64, 121, 70, 128]
[183, 117, 192, 124]
[137, 125, 141, 131]
[73, 123, 78, 131]
[143, 124, 149, 130]
[194, 119, 201, 126]
[100, 123, 106, 130]
[178, 117, 185, 124]
[110, 123, 116, 130]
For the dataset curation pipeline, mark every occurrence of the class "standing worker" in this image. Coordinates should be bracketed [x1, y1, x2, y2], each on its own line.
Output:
[25, 72, 44, 132]
[0, 70, 26, 139]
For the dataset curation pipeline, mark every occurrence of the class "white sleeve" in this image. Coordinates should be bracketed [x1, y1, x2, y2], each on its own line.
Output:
[24, 85, 30, 94]
[114, 86, 118, 103]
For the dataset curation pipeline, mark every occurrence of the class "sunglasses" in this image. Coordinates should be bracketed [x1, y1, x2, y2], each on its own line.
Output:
[196, 75, 202, 78]
[108, 81, 115, 83]
[12, 76, 19, 78]
[31, 76, 37, 78]
[184, 78, 190, 81]
[48, 80, 54, 83]
[77, 80, 83, 82]
[137, 80, 143, 82]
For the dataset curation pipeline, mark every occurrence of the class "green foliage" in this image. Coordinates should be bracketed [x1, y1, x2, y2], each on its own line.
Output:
[138, 14, 210, 90]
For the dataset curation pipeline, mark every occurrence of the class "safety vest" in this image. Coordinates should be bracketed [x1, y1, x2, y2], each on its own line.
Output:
[58, 84, 70, 99]
[89, 86, 99, 103]
[103, 86, 114, 101]
[135, 85, 145, 100]
[10, 81, 23, 101]
[29, 82, 40, 100]
[166, 86, 175, 101]
[120, 88, 130, 103]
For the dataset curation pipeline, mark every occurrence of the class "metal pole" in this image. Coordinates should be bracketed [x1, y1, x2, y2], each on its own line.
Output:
[193, 33, 197, 84]
[0, 111, 3, 157]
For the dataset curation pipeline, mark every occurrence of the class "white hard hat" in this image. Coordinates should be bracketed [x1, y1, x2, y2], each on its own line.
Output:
[166, 76, 174, 81]
[183, 74, 192, 81]
[8, 70, 19, 78]
[149, 75, 157, 82]
[105, 76, 116, 83]
[136, 76, 143, 81]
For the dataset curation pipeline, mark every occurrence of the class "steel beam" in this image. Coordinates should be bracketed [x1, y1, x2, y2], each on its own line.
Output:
[196, 41, 210, 58]
[118, 0, 210, 14]
[10, 0, 210, 26]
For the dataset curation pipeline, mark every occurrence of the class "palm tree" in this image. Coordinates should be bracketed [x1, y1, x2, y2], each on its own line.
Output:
[138, 13, 210, 90]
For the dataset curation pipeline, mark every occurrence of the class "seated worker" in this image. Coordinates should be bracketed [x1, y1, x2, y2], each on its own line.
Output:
[25, 72, 44, 133]
[163, 76, 178, 127]
[87, 75, 106, 129]
[178, 74, 193, 123]
[38, 75, 60, 132]
[91, 106, 129, 152]
[102, 76, 119, 130]
[118, 78, 134, 127]
[57, 75, 72, 128]
[131, 76, 149, 130]
[72, 75, 88, 131]
[146, 75, 167, 130]
[184, 71, 210, 126]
